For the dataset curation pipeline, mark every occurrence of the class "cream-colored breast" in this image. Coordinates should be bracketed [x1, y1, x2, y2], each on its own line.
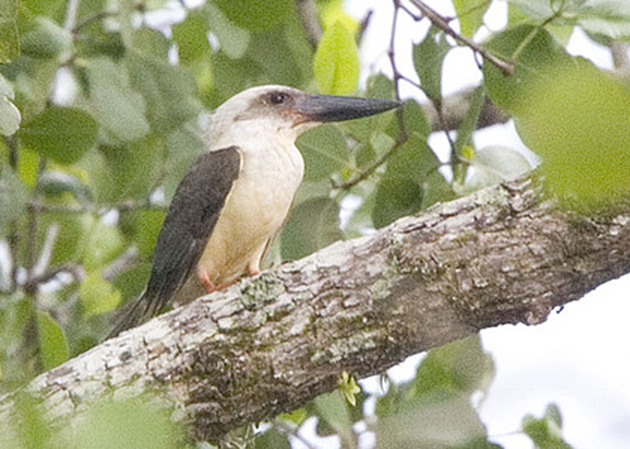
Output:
[197, 139, 304, 285]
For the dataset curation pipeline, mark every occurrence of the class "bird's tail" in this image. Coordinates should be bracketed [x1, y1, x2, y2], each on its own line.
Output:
[104, 291, 150, 340]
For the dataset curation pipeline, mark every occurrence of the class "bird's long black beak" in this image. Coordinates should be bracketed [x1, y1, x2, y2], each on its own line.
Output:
[296, 94, 401, 123]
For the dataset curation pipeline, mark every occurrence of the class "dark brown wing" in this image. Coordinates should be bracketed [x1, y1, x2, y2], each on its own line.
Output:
[107, 146, 241, 338]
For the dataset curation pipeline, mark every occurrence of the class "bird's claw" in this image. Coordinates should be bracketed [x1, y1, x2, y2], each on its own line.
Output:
[199, 270, 216, 293]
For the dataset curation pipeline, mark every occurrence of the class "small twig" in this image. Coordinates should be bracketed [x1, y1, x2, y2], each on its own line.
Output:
[432, 97, 458, 161]
[356, 10, 374, 46]
[26, 199, 166, 215]
[407, 0, 514, 75]
[334, 0, 410, 191]
[24, 263, 85, 293]
[72, 11, 117, 34]
[399, 3, 422, 21]
[333, 139, 406, 190]
[295, 0, 322, 48]
[63, 0, 81, 32]
[102, 247, 140, 282]
[611, 42, 630, 73]
[28, 223, 59, 286]
[4, 136, 20, 292]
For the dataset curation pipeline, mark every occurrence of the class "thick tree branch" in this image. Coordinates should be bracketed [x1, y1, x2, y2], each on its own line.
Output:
[2, 175, 630, 442]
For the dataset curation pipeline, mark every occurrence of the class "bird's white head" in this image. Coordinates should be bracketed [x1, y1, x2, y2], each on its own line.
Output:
[206, 85, 400, 149]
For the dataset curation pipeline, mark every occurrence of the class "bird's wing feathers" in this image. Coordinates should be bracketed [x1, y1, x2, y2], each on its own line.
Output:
[107, 146, 241, 338]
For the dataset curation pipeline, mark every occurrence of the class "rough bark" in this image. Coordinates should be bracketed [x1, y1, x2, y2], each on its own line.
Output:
[2, 175, 630, 442]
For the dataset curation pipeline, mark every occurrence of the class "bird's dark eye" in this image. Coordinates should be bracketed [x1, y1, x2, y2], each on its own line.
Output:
[268, 91, 291, 105]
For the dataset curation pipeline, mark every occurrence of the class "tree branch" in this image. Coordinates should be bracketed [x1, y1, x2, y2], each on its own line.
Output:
[295, 0, 322, 47]
[2, 175, 630, 442]
[407, 0, 514, 75]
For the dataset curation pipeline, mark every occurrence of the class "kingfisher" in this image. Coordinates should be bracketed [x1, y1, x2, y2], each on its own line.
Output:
[108, 85, 400, 337]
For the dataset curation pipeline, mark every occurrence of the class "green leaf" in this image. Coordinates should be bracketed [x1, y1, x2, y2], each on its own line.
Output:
[162, 125, 205, 200]
[40, 212, 93, 264]
[278, 408, 308, 427]
[126, 55, 200, 133]
[376, 395, 488, 449]
[205, 3, 250, 60]
[577, 0, 630, 40]
[413, 27, 450, 102]
[21, 0, 64, 16]
[0, 0, 19, 63]
[124, 209, 165, 259]
[36, 311, 69, 370]
[0, 166, 28, 234]
[81, 220, 125, 271]
[422, 170, 455, 208]
[11, 391, 53, 449]
[80, 272, 122, 316]
[403, 99, 431, 139]
[453, 85, 485, 158]
[373, 177, 424, 229]
[9, 57, 58, 122]
[248, 27, 307, 87]
[92, 135, 165, 202]
[0, 73, 21, 135]
[313, 390, 355, 447]
[460, 146, 531, 193]
[172, 10, 211, 63]
[253, 427, 291, 449]
[130, 27, 169, 60]
[509, 0, 630, 40]
[20, 106, 98, 164]
[314, 21, 359, 95]
[411, 336, 495, 398]
[214, 0, 291, 31]
[297, 124, 349, 181]
[36, 171, 91, 202]
[281, 197, 342, 260]
[483, 25, 573, 114]
[372, 132, 439, 228]
[111, 262, 151, 302]
[522, 403, 574, 449]
[454, 0, 491, 37]
[20, 17, 71, 59]
[72, 400, 181, 449]
[515, 61, 630, 206]
[87, 58, 150, 142]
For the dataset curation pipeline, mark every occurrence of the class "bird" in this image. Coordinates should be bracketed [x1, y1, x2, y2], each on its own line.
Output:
[107, 85, 400, 338]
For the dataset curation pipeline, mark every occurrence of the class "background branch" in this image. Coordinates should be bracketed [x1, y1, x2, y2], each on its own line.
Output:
[407, 0, 514, 75]
[2, 175, 630, 442]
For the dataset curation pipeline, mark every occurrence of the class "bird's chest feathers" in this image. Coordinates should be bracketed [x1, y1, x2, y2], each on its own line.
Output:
[232, 142, 303, 229]
[201, 140, 303, 275]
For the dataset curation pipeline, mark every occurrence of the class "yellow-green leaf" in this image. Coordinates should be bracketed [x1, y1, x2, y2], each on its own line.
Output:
[80, 272, 122, 316]
[314, 21, 359, 95]
[337, 371, 361, 406]
[36, 311, 69, 370]
[0, 0, 19, 63]
[516, 62, 630, 206]
[20, 106, 98, 164]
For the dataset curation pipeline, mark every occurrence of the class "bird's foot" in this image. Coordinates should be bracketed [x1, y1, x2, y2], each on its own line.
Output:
[199, 270, 217, 293]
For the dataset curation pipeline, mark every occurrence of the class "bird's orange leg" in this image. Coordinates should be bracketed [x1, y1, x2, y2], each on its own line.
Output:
[199, 270, 217, 293]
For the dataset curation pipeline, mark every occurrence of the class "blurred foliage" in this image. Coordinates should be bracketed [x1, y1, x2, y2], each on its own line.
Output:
[0, 0, 628, 447]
